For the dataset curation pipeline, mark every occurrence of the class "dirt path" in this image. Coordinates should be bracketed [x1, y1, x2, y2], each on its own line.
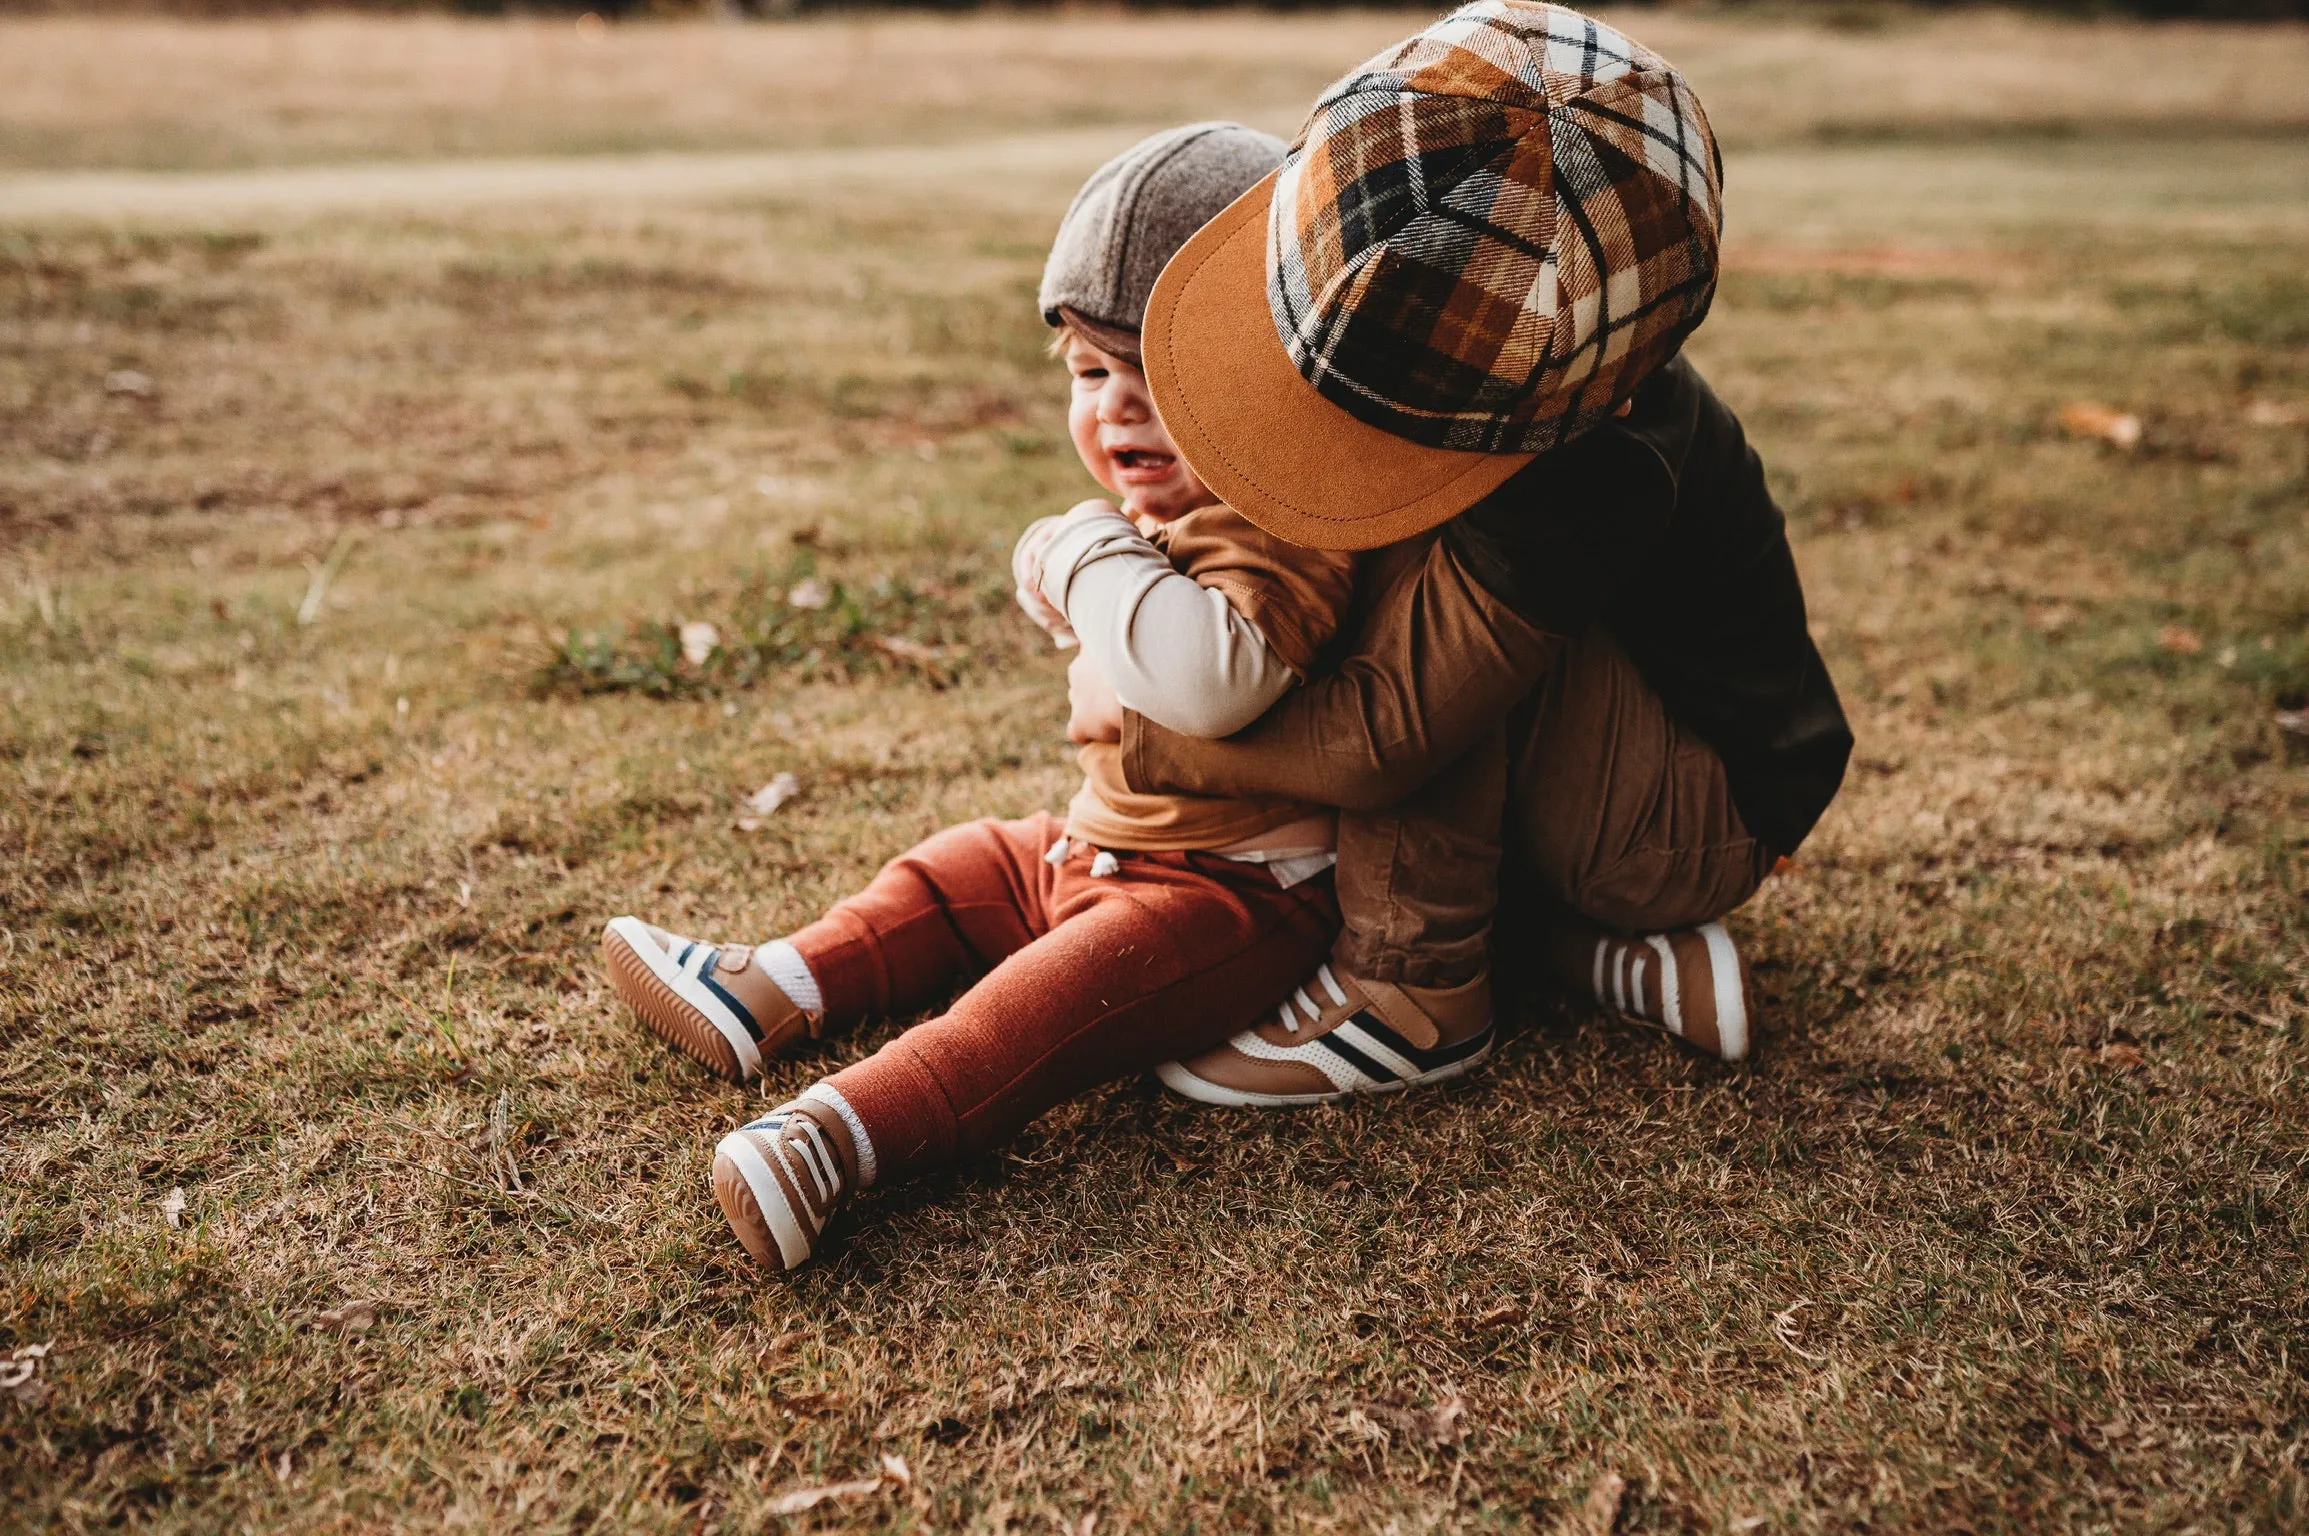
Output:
[0, 124, 1190, 224]
[7, 129, 2303, 238]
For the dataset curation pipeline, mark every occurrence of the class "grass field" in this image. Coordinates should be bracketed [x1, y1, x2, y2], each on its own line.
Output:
[4, 10, 2308, 1533]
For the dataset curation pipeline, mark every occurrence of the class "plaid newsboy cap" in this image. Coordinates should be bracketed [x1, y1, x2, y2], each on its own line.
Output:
[1269, 0, 1722, 455]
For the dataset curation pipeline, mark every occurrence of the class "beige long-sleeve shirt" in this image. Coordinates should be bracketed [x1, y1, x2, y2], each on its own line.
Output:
[1022, 501, 1356, 853]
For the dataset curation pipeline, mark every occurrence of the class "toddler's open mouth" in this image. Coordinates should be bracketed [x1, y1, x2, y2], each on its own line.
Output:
[1111, 448, 1176, 473]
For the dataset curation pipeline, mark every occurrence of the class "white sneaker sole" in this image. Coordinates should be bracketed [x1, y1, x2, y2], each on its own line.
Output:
[602, 916, 764, 1082]
[713, 1132, 811, 1271]
[1156, 1029, 1496, 1109]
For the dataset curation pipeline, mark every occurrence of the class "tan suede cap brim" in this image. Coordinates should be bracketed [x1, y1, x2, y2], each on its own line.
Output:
[1143, 171, 1532, 552]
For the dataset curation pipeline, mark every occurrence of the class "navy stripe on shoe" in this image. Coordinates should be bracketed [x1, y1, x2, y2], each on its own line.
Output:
[1351, 1008, 1496, 1070]
[1313, 1027, 1397, 1084]
[697, 963, 764, 1044]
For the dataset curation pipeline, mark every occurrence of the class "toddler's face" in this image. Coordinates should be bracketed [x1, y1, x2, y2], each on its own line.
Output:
[1064, 334, 1215, 525]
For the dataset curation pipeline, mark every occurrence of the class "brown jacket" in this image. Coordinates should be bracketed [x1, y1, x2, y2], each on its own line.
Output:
[1123, 356, 1851, 861]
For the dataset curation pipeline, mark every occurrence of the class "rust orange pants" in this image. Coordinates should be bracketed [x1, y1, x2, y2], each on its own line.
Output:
[788, 813, 1338, 1184]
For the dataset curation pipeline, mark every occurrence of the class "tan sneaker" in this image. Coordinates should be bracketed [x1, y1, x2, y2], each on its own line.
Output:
[712, 1090, 865, 1273]
[1582, 920, 1752, 1061]
[601, 916, 814, 1083]
[1157, 965, 1495, 1108]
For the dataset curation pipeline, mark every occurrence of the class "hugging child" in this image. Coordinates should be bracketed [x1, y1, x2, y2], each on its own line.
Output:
[602, 124, 1362, 1273]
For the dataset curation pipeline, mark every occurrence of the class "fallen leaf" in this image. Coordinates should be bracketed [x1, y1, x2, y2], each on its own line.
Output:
[678, 621, 720, 667]
[869, 635, 952, 666]
[867, 633, 962, 686]
[736, 772, 802, 832]
[2100, 1042, 2145, 1068]
[764, 1476, 885, 1516]
[2156, 624, 2203, 655]
[160, 1187, 186, 1229]
[2059, 401, 2142, 450]
[1419, 1390, 1467, 1445]
[1771, 1300, 1829, 1362]
[1564, 1471, 1627, 1536]
[1372, 1391, 1468, 1446]
[2026, 602, 2077, 636]
[2244, 399, 2303, 427]
[2275, 709, 2309, 739]
[104, 369, 154, 397]
[315, 1300, 381, 1335]
[786, 576, 831, 610]
[3, 1343, 52, 1406]
[877, 1452, 912, 1486]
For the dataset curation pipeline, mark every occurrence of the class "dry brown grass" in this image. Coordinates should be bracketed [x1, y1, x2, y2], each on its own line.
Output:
[3, 8, 2308, 172]
[4, 11, 2308, 1534]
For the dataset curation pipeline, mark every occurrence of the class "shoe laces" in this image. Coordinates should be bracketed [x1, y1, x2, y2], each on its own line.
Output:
[741, 1106, 844, 1204]
[1274, 963, 1352, 1034]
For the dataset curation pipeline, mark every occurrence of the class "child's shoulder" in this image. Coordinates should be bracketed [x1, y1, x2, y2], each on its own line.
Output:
[1152, 503, 1356, 576]
[1152, 502, 1358, 674]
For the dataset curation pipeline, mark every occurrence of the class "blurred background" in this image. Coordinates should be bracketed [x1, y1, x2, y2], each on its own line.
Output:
[4, 3, 2304, 1532]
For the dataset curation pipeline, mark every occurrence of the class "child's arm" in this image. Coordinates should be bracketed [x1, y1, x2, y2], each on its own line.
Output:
[1022, 501, 1302, 739]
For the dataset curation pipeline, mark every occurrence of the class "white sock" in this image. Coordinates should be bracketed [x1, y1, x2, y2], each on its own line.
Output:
[760, 939, 823, 1014]
[800, 1083, 877, 1189]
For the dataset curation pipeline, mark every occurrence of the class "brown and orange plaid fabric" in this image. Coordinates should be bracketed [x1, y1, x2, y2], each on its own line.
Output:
[1268, 1, 1722, 454]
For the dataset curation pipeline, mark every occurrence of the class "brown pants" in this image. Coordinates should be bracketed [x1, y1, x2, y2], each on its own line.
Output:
[1336, 625, 1774, 987]
[790, 813, 1338, 1184]
[1123, 539, 1775, 989]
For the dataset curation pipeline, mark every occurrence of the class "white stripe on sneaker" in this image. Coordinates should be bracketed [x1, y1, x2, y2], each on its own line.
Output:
[1592, 938, 1610, 1006]
[765, 1138, 821, 1231]
[1329, 1020, 1421, 1083]
[786, 1128, 831, 1202]
[607, 916, 765, 1079]
[1647, 933, 1683, 1038]
[1699, 921, 1748, 1061]
[718, 1131, 812, 1269]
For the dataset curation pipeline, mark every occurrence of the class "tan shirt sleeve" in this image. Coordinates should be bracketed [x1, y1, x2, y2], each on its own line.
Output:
[1036, 502, 1357, 740]
[1149, 506, 1358, 677]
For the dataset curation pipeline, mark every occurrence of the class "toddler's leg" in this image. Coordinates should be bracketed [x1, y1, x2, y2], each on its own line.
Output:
[783, 813, 1064, 1026]
[716, 851, 1334, 1266]
[601, 814, 1060, 1083]
[823, 856, 1335, 1182]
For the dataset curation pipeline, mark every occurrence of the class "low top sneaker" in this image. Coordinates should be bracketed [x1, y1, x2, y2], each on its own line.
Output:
[601, 916, 814, 1083]
[1158, 965, 1495, 1108]
[1582, 920, 1752, 1062]
[712, 1094, 862, 1273]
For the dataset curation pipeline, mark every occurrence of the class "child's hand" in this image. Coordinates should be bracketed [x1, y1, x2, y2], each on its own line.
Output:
[1066, 650, 1124, 744]
[1010, 514, 1078, 647]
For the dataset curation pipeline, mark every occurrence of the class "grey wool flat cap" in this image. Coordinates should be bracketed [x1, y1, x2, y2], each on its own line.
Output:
[1039, 121, 1287, 367]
